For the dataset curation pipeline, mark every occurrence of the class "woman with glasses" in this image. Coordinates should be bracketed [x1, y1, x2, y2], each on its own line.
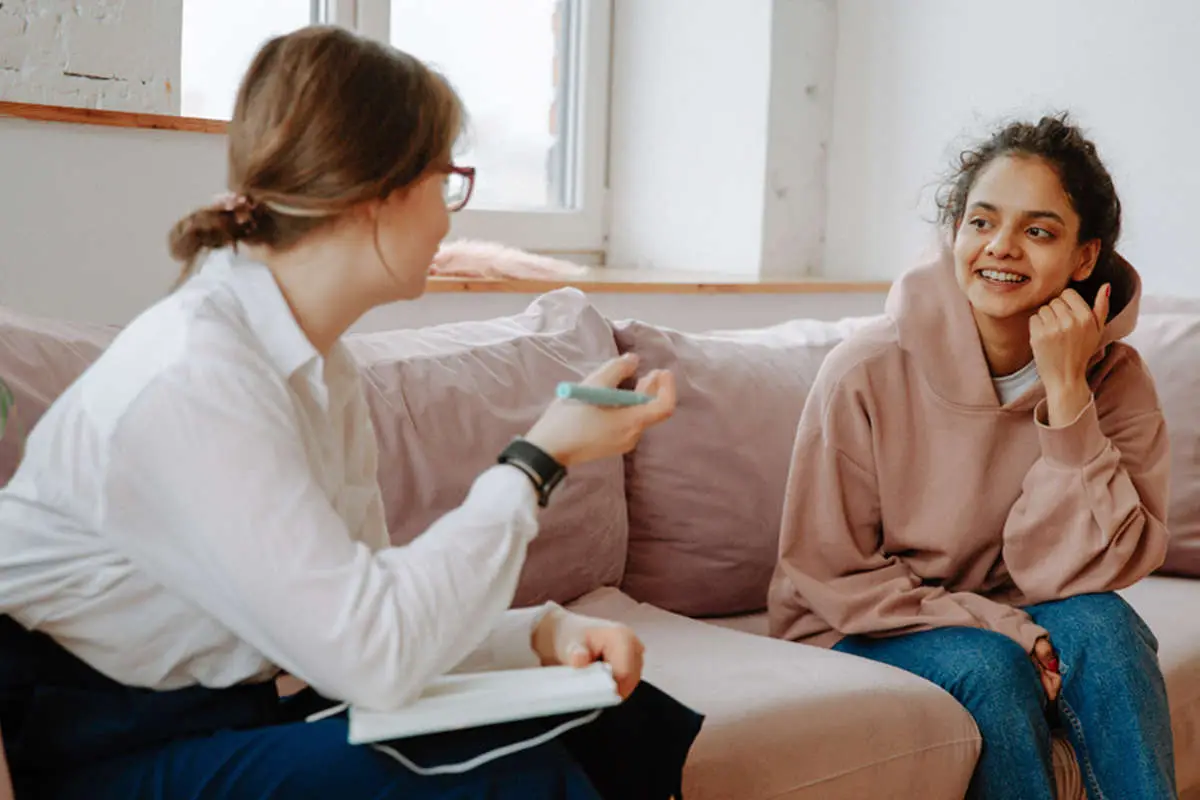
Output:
[0, 25, 696, 800]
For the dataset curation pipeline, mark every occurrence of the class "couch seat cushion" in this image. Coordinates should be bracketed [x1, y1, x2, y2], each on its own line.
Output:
[568, 589, 979, 800]
[704, 575, 1200, 799]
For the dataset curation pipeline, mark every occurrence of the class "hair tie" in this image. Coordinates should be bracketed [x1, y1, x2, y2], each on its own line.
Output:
[212, 192, 338, 221]
[212, 192, 259, 234]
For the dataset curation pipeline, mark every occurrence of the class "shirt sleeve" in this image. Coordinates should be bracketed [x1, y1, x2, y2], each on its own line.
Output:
[344, 357, 548, 674]
[450, 605, 552, 673]
[100, 356, 543, 711]
[1001, 350, 1170, 602]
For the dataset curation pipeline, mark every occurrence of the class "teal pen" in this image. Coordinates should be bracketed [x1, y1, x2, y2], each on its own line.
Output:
[556, 382, 652, 407]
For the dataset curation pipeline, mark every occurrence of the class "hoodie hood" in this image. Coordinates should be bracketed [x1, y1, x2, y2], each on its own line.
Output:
[884, 248, 1143, 408]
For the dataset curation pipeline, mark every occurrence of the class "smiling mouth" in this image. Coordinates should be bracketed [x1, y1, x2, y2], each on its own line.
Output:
[978, 269, 1029, 285]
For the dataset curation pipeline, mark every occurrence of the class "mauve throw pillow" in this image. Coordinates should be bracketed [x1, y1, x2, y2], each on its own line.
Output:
[0, 307, 117, 484]
[345, 289, 628, 608]
[1126, 305, 1200, 576]
[613, 317, 874, 617]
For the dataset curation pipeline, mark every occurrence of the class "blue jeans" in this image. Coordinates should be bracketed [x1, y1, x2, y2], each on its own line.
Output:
[834, 592, 1176, 800]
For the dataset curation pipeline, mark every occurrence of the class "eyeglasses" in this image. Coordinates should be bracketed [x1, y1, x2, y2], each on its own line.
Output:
[443, 165, 476, 212]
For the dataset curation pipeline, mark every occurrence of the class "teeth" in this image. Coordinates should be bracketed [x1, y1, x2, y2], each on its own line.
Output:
[981, 269, 1027, 283]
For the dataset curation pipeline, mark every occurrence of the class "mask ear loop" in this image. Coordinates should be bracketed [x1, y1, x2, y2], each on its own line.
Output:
[252, 196, 409, 291]
[302, 702, 602, 776]
[371, 209, 408, 293]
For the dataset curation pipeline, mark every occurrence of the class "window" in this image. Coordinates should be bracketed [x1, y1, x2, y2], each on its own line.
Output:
[181, 1, 316, 121]
[390, 0, 564, 211]
[365, 0, 611, 253]
[181, 0, 611, 256]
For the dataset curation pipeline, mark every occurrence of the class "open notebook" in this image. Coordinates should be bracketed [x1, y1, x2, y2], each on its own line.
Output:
[347, 663, 621, 745]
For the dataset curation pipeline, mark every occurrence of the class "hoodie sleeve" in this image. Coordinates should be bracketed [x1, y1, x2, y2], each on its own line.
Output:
[769, 350, 1048, 654]
[1002, 346, 1170, 603]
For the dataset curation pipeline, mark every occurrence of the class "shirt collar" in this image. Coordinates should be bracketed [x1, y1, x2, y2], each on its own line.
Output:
[201, 248, 320, 379]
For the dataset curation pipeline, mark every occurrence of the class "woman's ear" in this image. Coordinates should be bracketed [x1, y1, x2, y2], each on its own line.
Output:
[1072, 239, 1101, 282]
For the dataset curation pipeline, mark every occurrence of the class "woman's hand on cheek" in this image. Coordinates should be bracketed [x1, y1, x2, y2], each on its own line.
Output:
[1030, 284, 1109, 426]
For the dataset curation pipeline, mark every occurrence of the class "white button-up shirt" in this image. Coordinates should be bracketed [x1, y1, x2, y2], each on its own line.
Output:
[0, 250, 546, 710]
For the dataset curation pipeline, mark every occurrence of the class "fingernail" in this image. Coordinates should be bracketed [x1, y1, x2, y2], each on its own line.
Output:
[568, 644, 588, 660]
[1046, 657, 1059, 672]
[1105, 285, 1111, 298]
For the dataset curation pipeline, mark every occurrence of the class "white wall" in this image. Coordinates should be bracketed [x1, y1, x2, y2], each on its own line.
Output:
[607, 0, 770, 276]
[760, 0, 838, 278]
[8, 0, 1199, 302]
[826, 0, 1200, 297]
[0, 0, 180, 113]
[607, 0, 838, 278]
[0, 117, 222, 324]
[0, 117, 884, 331]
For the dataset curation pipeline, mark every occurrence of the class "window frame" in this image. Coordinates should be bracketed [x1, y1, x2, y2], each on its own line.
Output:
[325, 0, 611, 256]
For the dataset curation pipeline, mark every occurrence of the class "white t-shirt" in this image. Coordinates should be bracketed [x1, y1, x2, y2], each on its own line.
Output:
[993, 359, 1041, 406]
[0, 249, 547, 710]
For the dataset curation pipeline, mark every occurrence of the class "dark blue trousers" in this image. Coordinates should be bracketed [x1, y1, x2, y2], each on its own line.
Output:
[0, 617, 702, 799]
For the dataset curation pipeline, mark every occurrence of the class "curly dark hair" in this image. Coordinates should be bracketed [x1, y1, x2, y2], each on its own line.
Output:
[936, 114, 1122, 303]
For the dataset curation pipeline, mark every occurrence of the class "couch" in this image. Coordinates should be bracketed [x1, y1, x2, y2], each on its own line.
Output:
[1, 289, 1197, 800]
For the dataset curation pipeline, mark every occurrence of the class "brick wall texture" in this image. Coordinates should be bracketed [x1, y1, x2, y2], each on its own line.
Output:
[0, 0, 180, 113]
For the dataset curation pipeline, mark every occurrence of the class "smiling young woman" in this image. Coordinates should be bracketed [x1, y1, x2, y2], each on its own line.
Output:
[769, 115, 1175, 800]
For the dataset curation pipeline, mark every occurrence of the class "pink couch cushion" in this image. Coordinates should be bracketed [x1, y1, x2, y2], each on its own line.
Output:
[345, 289, 627, 607]
[570, 587, 980, 800]
[1126, 306, 1200, 576]
[0, 307, 117, 484]
[613, 318, 870, 617]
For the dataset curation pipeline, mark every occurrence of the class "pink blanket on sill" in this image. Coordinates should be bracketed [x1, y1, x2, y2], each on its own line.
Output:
[430, 240, 588, 280]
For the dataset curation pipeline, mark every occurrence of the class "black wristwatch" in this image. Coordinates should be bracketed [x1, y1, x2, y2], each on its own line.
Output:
[497, 438, 567, 508]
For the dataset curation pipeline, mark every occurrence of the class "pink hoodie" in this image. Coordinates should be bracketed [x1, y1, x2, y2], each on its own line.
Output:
[768, 251, 1170, 653]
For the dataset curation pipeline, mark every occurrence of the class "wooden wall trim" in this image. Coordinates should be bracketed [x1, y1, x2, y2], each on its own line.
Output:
[425, 270, 892, 295]
[0, 102, 227, 134]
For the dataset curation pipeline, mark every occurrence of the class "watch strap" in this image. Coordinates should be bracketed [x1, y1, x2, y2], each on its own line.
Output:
[497, 438, 566, 508]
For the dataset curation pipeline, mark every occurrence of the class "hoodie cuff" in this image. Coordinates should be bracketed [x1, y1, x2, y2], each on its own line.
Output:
[1034, 398, 1107, 468]
[1000, 616, 1050, 655]
[1019, 620, 1051, 655]
[982, 605, 1048, 653]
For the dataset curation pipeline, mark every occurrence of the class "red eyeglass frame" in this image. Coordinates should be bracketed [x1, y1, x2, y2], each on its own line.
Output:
[445, 164, 476, 212]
